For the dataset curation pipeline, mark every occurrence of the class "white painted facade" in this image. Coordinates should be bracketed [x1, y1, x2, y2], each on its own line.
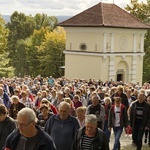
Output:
[63, 27, 147, 84]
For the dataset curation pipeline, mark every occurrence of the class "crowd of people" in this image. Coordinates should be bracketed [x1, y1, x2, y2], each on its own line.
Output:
[0, 75, 150, 150]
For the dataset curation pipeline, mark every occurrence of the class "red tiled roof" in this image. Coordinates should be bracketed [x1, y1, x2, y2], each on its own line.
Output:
[58, 2, 150, 29]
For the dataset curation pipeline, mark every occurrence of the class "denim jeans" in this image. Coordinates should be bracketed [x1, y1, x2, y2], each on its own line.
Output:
[112, 126, 123, 150]
[104, 120, 111, 142]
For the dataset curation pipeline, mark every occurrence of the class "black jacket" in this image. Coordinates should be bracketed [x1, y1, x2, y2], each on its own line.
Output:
[0, 117, 16, 150]
[130, 100, 150, 129]
[3, 125, 56, 150]
[71, 126, 109, 150]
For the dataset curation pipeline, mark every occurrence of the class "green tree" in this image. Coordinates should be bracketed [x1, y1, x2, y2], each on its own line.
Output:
[27, 26, 66, 77]
[6, 12, 58, 76]
[125, 0, 150, 82]
[38, 26, 66, 77]
[26, 27, 49, 77]
[14, 39, 29, 77]
[0, 53, 14, 77]
[0, 15, 13, 77]
[126, 0, 150, 23]
[0, 15, 9, 54]
[6, 11, 36, 68]
[34, 13, 58, 31]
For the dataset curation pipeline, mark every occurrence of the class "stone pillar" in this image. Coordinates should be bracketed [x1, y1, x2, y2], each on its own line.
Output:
[103, 33, 107, 53]
[140, 34, 144, 52]
[109, 56, 115, 81]
[133, 34, 137, 53]
[131, 55, 137, 83]
[110, 33, 114, 53]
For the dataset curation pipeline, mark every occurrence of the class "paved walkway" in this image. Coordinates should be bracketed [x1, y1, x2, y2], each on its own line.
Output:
[109, 131, 132, 149]
[109, 131, 149, 150]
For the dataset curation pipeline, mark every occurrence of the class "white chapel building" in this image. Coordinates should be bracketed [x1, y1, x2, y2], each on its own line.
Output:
[59, 2, 150, 84]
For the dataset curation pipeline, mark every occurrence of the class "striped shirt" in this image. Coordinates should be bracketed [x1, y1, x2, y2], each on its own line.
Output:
[82, 133, 94, 150]
[135, 102, 144, 122]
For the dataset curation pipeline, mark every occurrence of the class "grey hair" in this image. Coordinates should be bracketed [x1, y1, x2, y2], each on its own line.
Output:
[11, 95, 19, 103]
[58, 101, 70, 110]
[17, 107, 37, 122]
[104, 97, 112, 104]
[85, 114, 97, 125]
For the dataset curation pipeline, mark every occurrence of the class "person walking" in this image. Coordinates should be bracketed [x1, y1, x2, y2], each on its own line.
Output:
[87, 94, 105, 130]
[3, 107, 56, 150]
[9, 95, 25, 119]
[0, 104, 16, 149]
[45, 101, 80, 150]
[111, 86, 129, 109]
[108, 97, 128, 150]
[72, 114, 109, 150]
[103, 97, 112, 142]
[144, 95, 150, 147]
[130, 92, 150, 150]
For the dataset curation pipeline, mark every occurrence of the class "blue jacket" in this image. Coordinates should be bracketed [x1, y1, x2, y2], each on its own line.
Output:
[45, 114, 80, 150]
[2, 92, 11, 109]
[3, 125, 56, 150]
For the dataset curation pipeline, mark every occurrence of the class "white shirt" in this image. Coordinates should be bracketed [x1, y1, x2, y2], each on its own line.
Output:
[114, 106, 121, 127]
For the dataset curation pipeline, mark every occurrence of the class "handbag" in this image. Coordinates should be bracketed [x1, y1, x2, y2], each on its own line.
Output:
[125, 125, 132, 134]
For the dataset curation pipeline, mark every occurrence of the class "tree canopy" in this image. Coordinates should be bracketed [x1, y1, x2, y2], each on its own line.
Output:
[0, 15, 9, 54]
[0, 15, 13, 77]
[5, 12, 65, 77]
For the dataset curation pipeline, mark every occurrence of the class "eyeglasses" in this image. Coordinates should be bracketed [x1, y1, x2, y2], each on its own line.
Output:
[42, 101, 48, 104]
[15, 120, 34, 128]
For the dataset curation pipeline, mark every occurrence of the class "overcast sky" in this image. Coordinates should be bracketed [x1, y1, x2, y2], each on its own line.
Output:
[0, 0, 147, 16]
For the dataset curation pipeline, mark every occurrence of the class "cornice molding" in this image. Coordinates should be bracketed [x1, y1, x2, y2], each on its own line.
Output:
[64, 50, 145, 57]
